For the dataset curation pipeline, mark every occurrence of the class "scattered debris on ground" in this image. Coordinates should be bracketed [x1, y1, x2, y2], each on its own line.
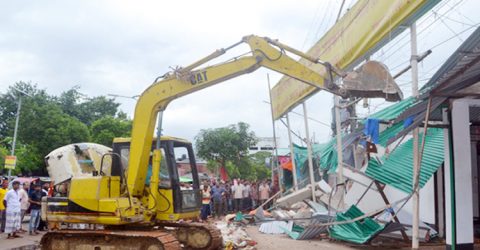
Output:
[216, 220, 257, 249]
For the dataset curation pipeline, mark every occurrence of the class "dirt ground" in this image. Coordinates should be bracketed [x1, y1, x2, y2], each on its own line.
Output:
[244, 225, 456, 250]
[244, 225, 354, 250]
[0, 220, 457, 250]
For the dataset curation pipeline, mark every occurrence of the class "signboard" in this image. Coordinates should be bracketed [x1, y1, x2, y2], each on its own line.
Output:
[271, 0, 440, 119]
[4, 155, 16, 170]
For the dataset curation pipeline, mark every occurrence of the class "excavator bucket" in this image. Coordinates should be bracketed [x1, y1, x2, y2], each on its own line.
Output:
[342, 61, 403, 102]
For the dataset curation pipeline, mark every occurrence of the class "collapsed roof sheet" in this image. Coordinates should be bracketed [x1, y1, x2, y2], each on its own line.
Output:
[329, 205, 384, 244]
[366, 128, 444, 193]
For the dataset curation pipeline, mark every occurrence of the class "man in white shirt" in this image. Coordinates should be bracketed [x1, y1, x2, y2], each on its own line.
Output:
[259, 181, 270, 208]
[18, 182, 30, 232]
[232, 179, 244, 212]
[4, 181, 22, 239]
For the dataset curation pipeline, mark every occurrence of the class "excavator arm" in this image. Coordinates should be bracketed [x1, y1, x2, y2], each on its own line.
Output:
[127, 35, 402, 196]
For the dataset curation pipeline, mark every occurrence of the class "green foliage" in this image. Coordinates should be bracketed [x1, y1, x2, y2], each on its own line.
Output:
[0, 144, 9, 173]
[19, 101, 90, 158]
[195, 122, 257, 163]
[14, 144, 42, 175]
[224, 161, 240, 179]
[195, 122, 268, 180]
[0, 82, 131, 175]
[250, 151, 272, 180]
[91, 116, 132, 146]
[59, 86, 120, 125]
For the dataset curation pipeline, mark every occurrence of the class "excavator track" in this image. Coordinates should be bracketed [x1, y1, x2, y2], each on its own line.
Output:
[40, 230, 181, 250]
[160, 222, 222, 250]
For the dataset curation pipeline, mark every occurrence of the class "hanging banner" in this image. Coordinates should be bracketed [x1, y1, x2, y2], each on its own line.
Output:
[271, 0, 440, 119]
[4, 155, 16, 170]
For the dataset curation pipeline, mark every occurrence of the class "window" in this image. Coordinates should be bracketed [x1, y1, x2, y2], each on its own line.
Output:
[120, 147, 171, 188]
[260, 147, 274, 150]
[174, 146, 193, 190]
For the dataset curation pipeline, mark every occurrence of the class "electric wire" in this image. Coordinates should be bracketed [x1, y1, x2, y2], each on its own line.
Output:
[313, 0, 333, 43]
[301, 2, 324, 50]
[384, 11, 480, 84]
[374, 0, 452, 61]
[377, 0, 458, 63]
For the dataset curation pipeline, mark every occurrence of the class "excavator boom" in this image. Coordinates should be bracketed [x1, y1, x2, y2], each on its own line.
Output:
[127, 35, 403, 196]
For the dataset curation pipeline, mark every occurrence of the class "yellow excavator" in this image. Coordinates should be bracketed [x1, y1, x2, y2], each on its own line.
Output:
[40, 35, 402, 250]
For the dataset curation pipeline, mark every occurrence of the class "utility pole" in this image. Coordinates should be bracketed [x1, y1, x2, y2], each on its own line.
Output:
[302, 102, 316, 202]
[411, 22, 420, 250]
[7, 87, 32, 181]
[267, 74, 280, 191]
[334, 96, 345, 209]
[8, 97, 22, 181]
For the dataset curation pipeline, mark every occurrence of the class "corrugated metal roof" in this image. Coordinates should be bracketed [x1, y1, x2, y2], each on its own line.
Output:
[365, 128, 444, 193]
[329, 205, 384, 244]
[295, 215, 331, 240]
[378, 122, 405, 147]
[367, 97, 415, 121]
[421, 26, 480, 92]
[292, 132, 361, 175]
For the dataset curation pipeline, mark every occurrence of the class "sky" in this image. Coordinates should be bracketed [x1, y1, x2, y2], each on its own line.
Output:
[0, 0, 479, 148]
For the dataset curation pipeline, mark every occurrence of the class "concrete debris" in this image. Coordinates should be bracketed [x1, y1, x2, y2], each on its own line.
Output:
[216, 222, 257, 249]
[275, 186, 312, 208]
[317, 180, 332, 194]
[292, 207, 312, 219]
[305, 200, 329, 215]
[271, 210, 291, 220]
[290, 201, 308, 210]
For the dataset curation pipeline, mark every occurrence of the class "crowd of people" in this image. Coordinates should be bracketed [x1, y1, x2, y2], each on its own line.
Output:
[0, 177, 278, 233]
[0, 179, 48, 239]
[200, 178, 279, 221]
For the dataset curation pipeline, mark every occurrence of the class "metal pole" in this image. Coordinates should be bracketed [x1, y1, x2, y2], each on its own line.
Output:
[286, 114, 298, 191]
[7, 96, 22, 181]
[334, 96, 345, 209]
[302, 102, 316, 202]
[410, 22, 420, 250]
[267, 74, 280, 190]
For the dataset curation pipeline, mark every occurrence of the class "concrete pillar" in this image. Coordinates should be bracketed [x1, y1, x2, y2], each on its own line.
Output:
[445, 99, 477, 250]
[443, 108, 454, 248]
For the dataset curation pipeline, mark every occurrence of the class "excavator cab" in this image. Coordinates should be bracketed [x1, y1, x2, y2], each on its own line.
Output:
[112, 137, 202, 221]
[41, 137, 222, 250]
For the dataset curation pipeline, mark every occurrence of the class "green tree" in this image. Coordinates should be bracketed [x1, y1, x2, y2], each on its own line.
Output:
[0, 82, 52, 139]
[0, 144, 10, 175]
[59, 87, 120, 125]
[195, 122, 257, 178]
[249, 151, 272, 180]
[18, 102, 90, 162]
[0, 82, 131, 175]
[91, 116, 132, 146]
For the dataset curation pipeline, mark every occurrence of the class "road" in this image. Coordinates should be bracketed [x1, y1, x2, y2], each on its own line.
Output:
[1, 221, 42, 250]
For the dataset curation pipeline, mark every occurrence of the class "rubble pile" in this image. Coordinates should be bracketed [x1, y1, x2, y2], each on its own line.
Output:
[258, 201, 331, 240]
[216, 221, 257, 249]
